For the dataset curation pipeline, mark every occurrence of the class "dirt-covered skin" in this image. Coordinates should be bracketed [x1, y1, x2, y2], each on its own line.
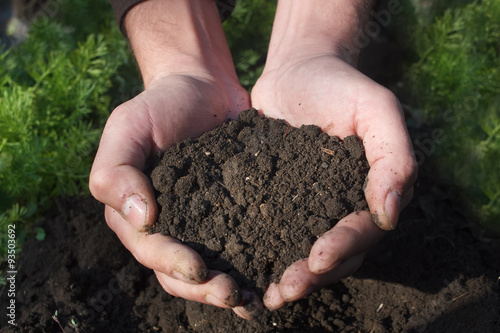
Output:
[149, 109, 369, 295]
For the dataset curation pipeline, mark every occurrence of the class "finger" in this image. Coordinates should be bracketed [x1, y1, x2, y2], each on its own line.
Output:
[232, 290, 265, 320]
[105, 206, 208, 284]
[90, 100, 158, 230]
[155, 270, 242, 308]
[263, 282, 286, 310]
[158, 270, 263, 320]
[355, 86, 418, 230]
[274, 255, 364, 304]
[308, 211, 385, 274]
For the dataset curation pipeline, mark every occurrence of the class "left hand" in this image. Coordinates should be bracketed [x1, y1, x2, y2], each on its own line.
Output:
[251, 52, 417, 309]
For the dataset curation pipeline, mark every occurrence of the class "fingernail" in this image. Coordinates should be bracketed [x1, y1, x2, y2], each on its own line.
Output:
[171, 270, 192, 283]
[206, 289, 242, 308]
[122, 194, 147, 231]
[242, 292, 264, 319]
[171, 267, 208, 284]
[311, 258, 342, 275]
[196, 268, 209, 283]
[206, 293, 231, 308]
[384, 190, 401, 230]
[228, 288, 243, 307]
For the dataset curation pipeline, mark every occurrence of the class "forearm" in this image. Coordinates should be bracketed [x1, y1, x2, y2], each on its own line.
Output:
[124, 0, 237, 87]
[266, 0, 375, 68]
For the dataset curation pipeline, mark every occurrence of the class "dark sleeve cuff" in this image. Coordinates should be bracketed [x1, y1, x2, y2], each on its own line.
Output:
[109, 0, 236, 35]
[217, 0, 236, 21]
[109, 0, 144, 34]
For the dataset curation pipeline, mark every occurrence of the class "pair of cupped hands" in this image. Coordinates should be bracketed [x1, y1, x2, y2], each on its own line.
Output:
[90, 51, 417, 319]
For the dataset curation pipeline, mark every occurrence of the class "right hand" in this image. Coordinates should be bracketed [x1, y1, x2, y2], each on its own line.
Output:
[89, 72, 262, 319]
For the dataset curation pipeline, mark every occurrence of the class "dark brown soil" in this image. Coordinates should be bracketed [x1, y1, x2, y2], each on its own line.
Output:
[2, 112, 499, 333]
[149, 109, 369, 296]
[1, 180, 499, 332]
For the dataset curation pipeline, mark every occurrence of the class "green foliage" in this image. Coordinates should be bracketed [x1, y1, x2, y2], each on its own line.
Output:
[0, 0, 274, 262]
[408, 0, 500, 233]
[0, 0, 138, 259]
[34, 227, 46, 241]
[224, 0, 276, 89]
[409, 0, 475, 25]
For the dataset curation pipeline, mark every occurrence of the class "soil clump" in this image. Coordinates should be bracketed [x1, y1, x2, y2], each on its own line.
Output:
[149, 109, 369, 296]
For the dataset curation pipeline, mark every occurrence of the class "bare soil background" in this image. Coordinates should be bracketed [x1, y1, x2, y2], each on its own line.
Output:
[1, 32, 499, 333]
[1, 172, 499, 332]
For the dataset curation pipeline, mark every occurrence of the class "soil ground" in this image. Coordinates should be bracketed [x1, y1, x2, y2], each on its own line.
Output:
[1, 173, 499, 332]
[1, 26, 500, 333]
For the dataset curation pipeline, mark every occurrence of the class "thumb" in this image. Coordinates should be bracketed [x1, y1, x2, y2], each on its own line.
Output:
[89, 102, 158, 230]
[358, 90, 417, 230]
[364, 156, 416, 230]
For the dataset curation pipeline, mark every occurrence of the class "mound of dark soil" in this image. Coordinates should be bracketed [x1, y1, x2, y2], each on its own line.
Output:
[149, 109, 369, 295]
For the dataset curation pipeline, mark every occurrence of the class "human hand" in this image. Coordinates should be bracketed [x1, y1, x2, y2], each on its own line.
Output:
[251, 18, 417, 308]
[89, 0, 267, 319]
[90, 72, 264, 318]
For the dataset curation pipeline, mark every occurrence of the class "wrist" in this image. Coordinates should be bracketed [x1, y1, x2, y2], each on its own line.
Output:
[265, 0, 375, 69]
[124, 0, 238, 88]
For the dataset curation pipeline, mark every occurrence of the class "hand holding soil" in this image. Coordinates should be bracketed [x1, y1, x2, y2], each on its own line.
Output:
[89, 37, 258, 318]
[149, 109, 378, 311]
[251, 48, 418, 309]
[89, 0, 418, 321]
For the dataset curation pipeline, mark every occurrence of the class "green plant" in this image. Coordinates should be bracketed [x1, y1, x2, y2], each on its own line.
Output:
[409, 0, 475, 25]
[0, 0, 139, 260]
[0, 0, 275, 262]
[223, 0, 276, 89]
[407, 0, 500, 233]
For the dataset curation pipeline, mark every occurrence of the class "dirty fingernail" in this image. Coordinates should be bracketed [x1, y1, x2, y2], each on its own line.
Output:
[227, 288, 243, 307]
[171, 269, 192, 283]
[312, 258, 343, 275]
[171, 267, 208, 284]
[384, 190, 401, 230]
[206, 293, 232, 308]
[196, 268, 209, 283]
[207, 289, 242, 308]
[122, 194, 147, 231]
[242, 292, 264, 319]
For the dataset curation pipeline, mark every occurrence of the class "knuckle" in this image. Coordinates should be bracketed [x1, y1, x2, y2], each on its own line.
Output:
[111, 103, 132, 119]
[400, 157, 419, 185]
[88, 168, 113, 201]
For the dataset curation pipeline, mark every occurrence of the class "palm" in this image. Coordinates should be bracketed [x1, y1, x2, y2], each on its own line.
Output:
[126, 74, 250, 154]
[252, 55, 381, 138]
[90, 73, 255, 318]
[251, 55, 416, 308]
[253, 54, 415, 227]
